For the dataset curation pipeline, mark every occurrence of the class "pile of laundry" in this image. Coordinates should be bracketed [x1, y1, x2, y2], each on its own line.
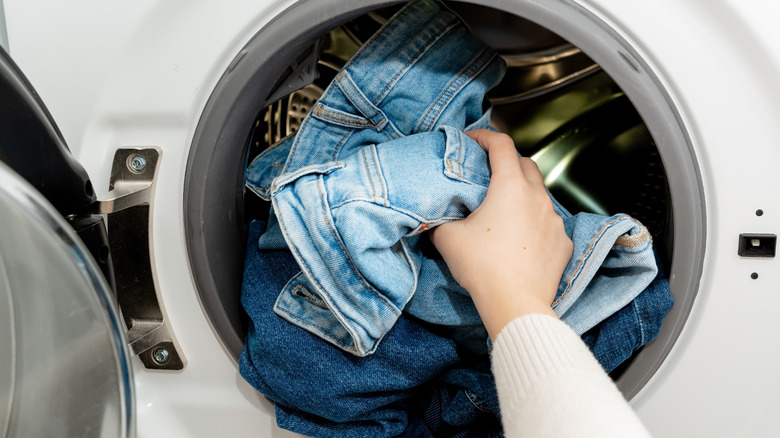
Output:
[239, 1, 673, 436]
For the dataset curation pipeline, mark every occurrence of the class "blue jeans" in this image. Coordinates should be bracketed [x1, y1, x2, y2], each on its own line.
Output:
[241, 220, 672, 436]
[582, 256, 674, 373]
[244, 0, 659, 357]
[240, 221, 500, 437]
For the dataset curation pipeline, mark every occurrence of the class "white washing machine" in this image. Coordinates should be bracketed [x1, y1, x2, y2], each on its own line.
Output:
[1, 0, 778, 437]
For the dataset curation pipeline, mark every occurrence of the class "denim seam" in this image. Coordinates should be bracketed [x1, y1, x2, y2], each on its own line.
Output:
[330, 198, 466, 226]
[314, 178, 400, 315]
[416, 47, 497, 132]
[456, 131, 491, 182]
[444, 130, 490, 185]
[272, 181, 396, 355]
[274, 210, 365, 353]
[245, 133, 296, 197]
[370, 144, 390, 206]
[335, 0, 431, 74]
[274, 303, 357, 353]
[281, 105, 317, 174]
[633, 299, 646, 346]
[329, 196, 389, 210]
[291, 284, 329, 309]
[330, 129, 354, 162]
[464, 390, 491, 412]
[554, 216, 630, 307]
[374, 20, 460, 106]
[444, 128, 464, 178]
[360, 147, 379, 201]
[263, 132, 296, 153]
[245, 183, 269, 201]
[336, 72, 388, 129]
[614, 218, 652, 249]
[312, 104, 374, 128]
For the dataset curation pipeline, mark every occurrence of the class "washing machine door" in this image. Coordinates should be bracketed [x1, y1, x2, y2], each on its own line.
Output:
[0, 48, 134, 438]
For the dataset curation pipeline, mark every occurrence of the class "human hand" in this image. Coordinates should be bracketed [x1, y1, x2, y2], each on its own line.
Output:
[430, 129, 573, 339]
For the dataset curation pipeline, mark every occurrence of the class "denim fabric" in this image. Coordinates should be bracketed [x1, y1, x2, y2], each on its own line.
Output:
[582, 262, 674, 373]
[241, 220, 672, 437]
[239, 220, 501, 437]
[244, 0, 659, 357]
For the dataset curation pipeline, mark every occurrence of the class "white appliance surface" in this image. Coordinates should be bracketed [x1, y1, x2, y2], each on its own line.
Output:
[4, 0, 780, 436]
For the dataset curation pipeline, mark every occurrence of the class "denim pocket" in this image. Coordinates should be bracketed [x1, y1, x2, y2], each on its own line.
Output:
[441, 126, 490, 187]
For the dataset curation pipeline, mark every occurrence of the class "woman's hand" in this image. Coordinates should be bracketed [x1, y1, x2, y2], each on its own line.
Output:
[430, 129, 573, 339]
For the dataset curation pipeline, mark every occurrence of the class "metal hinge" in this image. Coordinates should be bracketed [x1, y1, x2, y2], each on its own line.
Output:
[88, 148, 185, 370]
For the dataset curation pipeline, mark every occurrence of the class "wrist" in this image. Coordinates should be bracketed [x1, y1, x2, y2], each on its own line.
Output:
[469, 289, 558, 340]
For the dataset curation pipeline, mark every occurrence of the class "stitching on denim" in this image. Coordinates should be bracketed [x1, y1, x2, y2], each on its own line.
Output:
[330, 196, 387, 209]
[315, 176, 400, 315]
[329, 198, 466, 235]
[458, 163, 490, 180]
[263, 132, 296, 153]
[445, 158, 457, 176]
[336, 72, 387, 129]
[633, 299, 646, 346]
[290, 284, 329, 309]
[330, 129, 353, 162]
[387, 204, 466, 225]
[336, 0, 429, 74]
[464, 390, 491, 412]
[312, 104, 373, 128]
[361, 147, 378, 201]
[282, 107, 316, 174]
[416, 47, 497, 132]
[275, 305, 356, 353]
[273, 198, 366, 354]
[614, 218, 651, 248]
[374, 20, 460, 106]
[370, 144, 389, 206]
[245, 183, 270, 201]
[245, 133, 297, 197]
[553, 216, 626, 307]
[457, 130, 465, 175]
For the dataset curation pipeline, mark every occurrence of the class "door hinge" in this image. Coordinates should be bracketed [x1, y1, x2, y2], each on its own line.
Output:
[87, 148, 185, 370]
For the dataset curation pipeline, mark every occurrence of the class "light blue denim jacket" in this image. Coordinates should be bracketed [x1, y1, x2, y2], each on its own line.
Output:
[245, 0, 657, 356]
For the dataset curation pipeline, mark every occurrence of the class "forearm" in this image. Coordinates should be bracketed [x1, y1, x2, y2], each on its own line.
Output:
[491, 314, 652, 438]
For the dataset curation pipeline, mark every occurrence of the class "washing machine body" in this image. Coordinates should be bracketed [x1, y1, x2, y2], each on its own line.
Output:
[1, 0, 779, 437]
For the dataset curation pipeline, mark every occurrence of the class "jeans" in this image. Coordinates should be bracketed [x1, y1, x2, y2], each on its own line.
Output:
[241, 220, 672, 437]
[582, 258, 674, 373]
[244, 0, 659, 357]
[240, 220, 500, 437]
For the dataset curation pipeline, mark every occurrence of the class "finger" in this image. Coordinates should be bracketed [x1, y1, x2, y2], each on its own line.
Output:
[429, 220, 458, 256]
[518, 157, 545, 187]
[465, 130, 522, 180]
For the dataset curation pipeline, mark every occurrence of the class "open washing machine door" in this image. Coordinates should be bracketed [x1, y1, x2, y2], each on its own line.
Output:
[0, 47, 133, 438]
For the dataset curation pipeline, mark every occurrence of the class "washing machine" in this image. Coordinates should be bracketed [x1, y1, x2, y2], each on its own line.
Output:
[1, 0, 778, 436]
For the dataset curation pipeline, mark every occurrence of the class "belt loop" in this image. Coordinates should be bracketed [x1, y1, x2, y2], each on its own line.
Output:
[335, 71, 388, 130]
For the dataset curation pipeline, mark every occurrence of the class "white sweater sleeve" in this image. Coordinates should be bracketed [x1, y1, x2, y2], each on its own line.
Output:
[491, 314, 652, 438]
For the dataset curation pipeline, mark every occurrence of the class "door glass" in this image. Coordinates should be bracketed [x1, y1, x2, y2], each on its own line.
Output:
[0, 162, 133, 438]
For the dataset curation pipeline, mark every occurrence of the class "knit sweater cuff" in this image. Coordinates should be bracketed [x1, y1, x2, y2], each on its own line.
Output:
[491, 313, 606, 401]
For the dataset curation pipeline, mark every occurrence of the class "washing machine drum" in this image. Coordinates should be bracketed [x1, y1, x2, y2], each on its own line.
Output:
[186, 0, 705, 403]
[0, 48, 133, 438]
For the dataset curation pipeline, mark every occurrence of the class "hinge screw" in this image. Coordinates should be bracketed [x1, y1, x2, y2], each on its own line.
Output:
[152, 347, 170, 365]
[128, 155, 147, 173]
